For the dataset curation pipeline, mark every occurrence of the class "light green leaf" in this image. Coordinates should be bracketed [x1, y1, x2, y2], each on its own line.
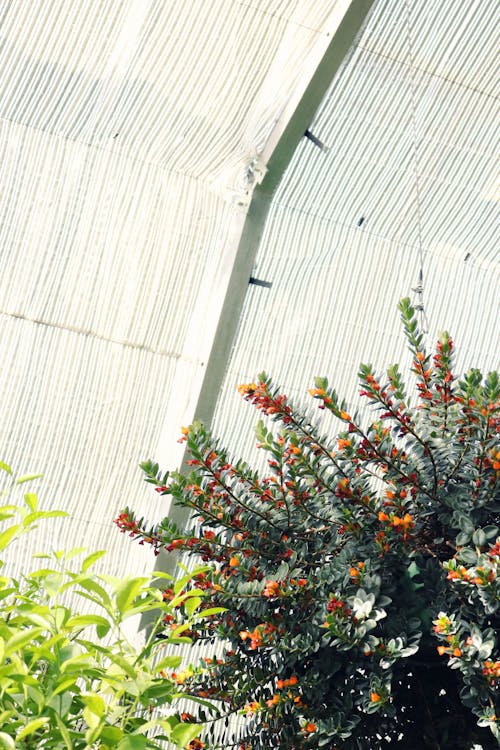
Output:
[83, 705, 101, 730]
[0, 732, 15, 750]
[65, 614, 111, 635]
[0, 462, 12, 475]
[5, 627, 44, 655]
[60, 653, 94, 673]
[196, 606, 227, 618]
[154, 654, 182, 672]
[101, 726, 123, 745]
[173, 572, 195, 595]
[16, 474, 43, 485]
[183, 595, 202, 617]
[115, 577, 148, 616]
[106, 652, 137, 679]
[23, 510, 67, 528]
[117, 736, 148, 750]
[16, 717, 50, 740]
[24, 493, 38, 511]
[49, 676, 79, 699]
[81, 550, 107, 572]
[170, 723, 203, 748]
[82, 692, 106, 717]
[0, 507, 17, 521]
[0, 525, 20, 552]
[74, 579, 112, 609]
[54, 712, 73, 749]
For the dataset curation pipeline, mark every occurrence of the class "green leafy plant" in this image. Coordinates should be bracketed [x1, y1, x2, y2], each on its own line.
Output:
[0, 463, 211, 750]
[118, 299, 499, 749]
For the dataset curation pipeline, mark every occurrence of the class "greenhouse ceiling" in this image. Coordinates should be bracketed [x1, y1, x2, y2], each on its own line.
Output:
[0, 0, 498, 578]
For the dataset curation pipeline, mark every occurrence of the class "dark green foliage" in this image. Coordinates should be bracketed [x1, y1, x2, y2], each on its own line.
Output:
[119, 300, 499, 749]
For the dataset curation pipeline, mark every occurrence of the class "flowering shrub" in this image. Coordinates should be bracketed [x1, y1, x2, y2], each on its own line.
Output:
[118, 299, 499, 749]
[0, 463, 210, 750]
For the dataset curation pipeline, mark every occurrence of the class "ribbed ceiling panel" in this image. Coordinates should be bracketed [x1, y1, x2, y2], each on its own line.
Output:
[0, 119, 232, 352]
[1, 1, 348, 581]
[212, 0, 499, 464]
[274, 47, 498, 262]
[359, 0, 498, 97]
[0, 313, 176, 577]
[0, 0, 332, 185]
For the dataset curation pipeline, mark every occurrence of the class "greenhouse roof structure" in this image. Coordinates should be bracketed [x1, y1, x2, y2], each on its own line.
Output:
[0, 0, 498, 588]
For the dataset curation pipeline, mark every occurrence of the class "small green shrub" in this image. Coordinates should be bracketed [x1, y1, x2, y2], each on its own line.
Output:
[0, 463, 210, 750]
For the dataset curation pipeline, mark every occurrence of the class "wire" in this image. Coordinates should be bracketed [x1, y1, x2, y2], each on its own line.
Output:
[403, 0, 429, 336]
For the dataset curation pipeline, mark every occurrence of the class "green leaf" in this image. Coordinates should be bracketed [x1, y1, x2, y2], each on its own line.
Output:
[65, 614, 111, 635]
[183, 595, 202, 617]
[23, 510, 67, 528]
[195, 606, 227, 618]
[16, 474, 43, 485]
[117, 736, 148, 750]
[115, 577, 148, 616]
[472, 529, 486, 547]
[5, 627, 44, 654]
[482, 525, 498, 540]
[74, 578, 112, 610]
[54, 712, 73, 749]
[49, 676, 79, 699]
[0, 507, 17, 521]
[154, 654, 182, 672]
[0, 525, 20, 552]
[106, 652, 137, 679]
[0, 462, 12, 475]
[23, 492, 38, 511]
[170, 723, 203, 748]
[0, 732, 15, 750]
[16, 717, 50, 740]
[101, 726, 123, 745]
[82, 692, 106, 717]
[81, 550, 107, 572]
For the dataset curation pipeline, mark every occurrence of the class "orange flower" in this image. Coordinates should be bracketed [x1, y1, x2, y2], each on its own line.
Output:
[229, 556, 240, 567]
[339, 410, 351, 421]
[263, 580, 281, 598]
[378, 511, 389, 522]
[178, 425, 191, 443]
[437, 645, 448, 656]
[302, 722, 317, 734]
[392, 513, 414, 531]
[237, 382, 258, 395]
[337, 438, 351, 450]
[370, 692, 381, 702]
[266, 694, 280, 707]
[243, 701, 261, 715]
[308, 387, 325, 398]
[483, 660, 500, 678]
[277, 675, 298, 689]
